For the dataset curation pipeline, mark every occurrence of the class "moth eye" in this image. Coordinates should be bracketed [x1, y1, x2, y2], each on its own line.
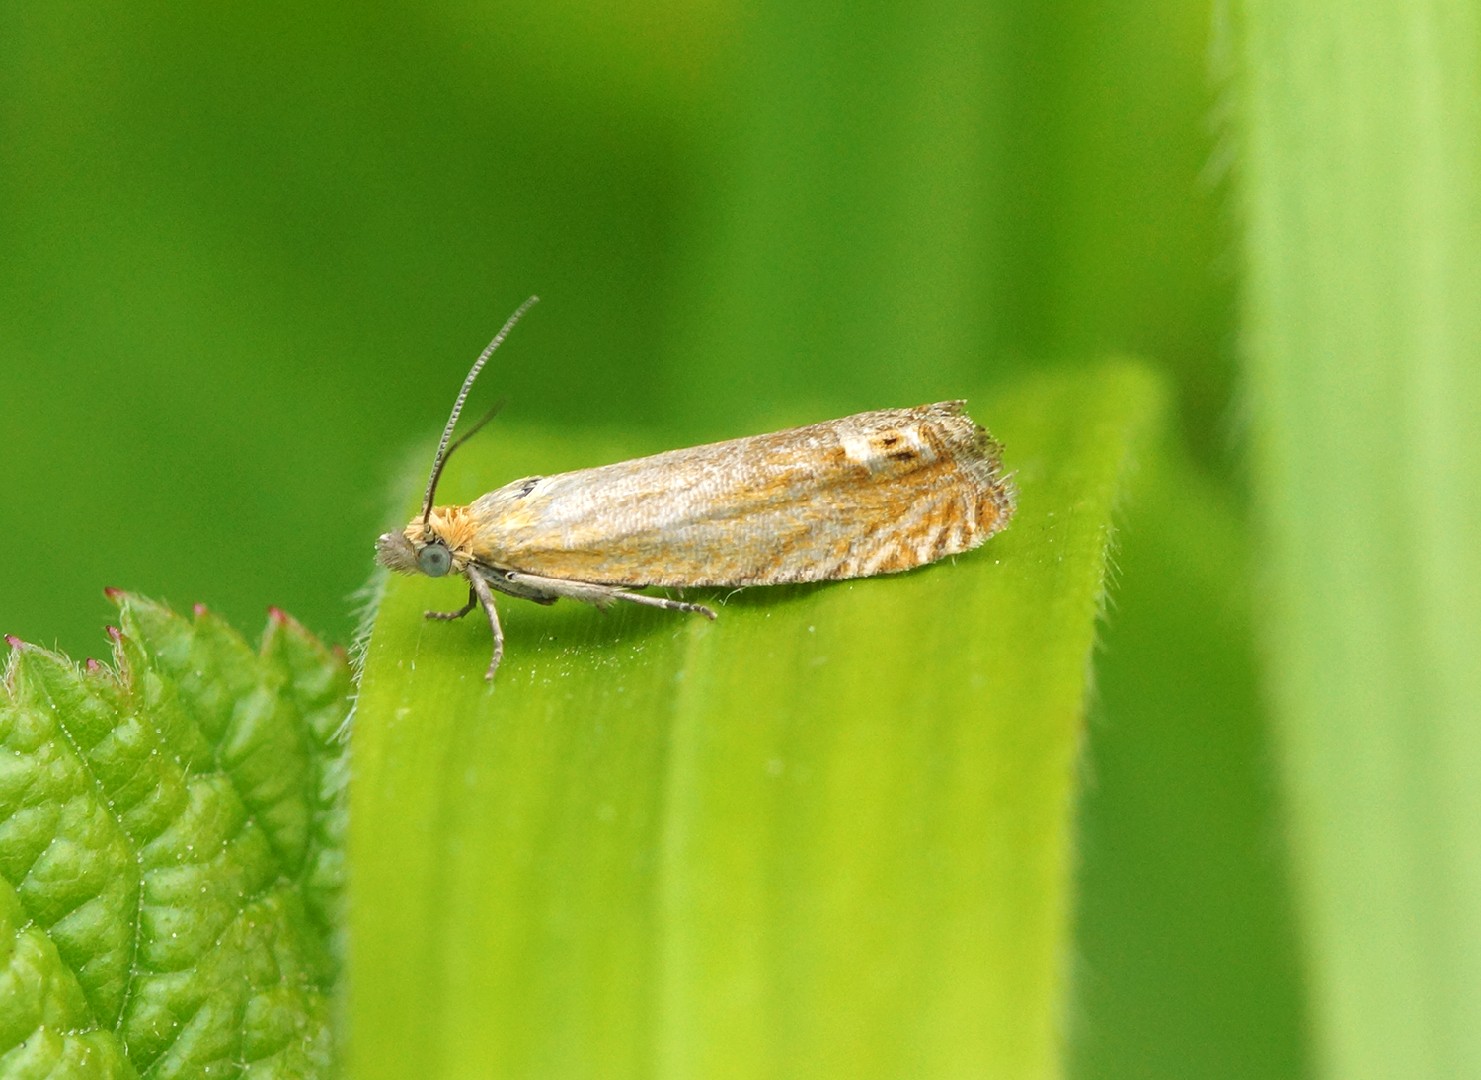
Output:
[417, 543, 452, 577]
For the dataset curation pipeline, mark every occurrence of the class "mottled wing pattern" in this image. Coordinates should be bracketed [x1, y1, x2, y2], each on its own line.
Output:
[461, 402, 1015, 587]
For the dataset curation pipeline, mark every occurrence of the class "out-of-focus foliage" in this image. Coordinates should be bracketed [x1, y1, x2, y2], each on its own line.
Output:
[1237, 4, 1481, 1076]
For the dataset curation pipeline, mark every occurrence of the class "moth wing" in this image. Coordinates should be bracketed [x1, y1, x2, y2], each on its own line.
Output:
[466, 402, 1014, 587]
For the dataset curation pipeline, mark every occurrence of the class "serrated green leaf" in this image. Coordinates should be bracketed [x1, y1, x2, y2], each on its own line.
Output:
[352, 361, 1164, 1080]
[0, 595, 350, 1079]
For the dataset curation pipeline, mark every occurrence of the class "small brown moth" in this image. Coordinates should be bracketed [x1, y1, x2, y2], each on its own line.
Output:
[377, 297, 1016, 680]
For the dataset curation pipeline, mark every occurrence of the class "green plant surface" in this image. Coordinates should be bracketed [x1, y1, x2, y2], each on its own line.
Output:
[0, 594, 350, 1079]
[351, 360, 1164, 1080]
[1070, 442, 1308, 1079]
[1238, 3, 1481, 1077]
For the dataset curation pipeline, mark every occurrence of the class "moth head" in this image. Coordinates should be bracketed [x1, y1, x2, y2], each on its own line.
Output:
[376, 296, 538, 581]
[376, 516, 463, 578]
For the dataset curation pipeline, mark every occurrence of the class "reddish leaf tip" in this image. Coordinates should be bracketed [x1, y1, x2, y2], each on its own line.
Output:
[268, 606, 290, 626]
[103, 586, 124, 601]
[194, 602, 209, 617]
[4, 634, 25, 650]
[85, 657, 101, 672]
[106, 625, 122, 642]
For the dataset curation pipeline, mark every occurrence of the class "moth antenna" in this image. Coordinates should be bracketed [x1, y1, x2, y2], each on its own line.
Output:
[441, 399, 506, 463]
[421, 295, 539, 522]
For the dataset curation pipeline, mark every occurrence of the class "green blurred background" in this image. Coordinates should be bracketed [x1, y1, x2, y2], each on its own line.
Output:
[1, 0, 1236, 655]
[2, 2, 1306, 1077]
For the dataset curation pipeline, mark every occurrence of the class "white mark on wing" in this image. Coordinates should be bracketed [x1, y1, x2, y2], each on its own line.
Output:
[914, 524, 943, 564]
[841, 433, 875, 468]
[900, 424, 932, 459]
[861, 537, 902, 576]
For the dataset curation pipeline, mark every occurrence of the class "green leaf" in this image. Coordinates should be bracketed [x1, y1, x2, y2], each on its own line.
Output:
[0, 595, 350, 1079]
[1069, 442, 1308, 1079]
[1237, 4, 1481, 1078]
[352, 361, 1165, 1079]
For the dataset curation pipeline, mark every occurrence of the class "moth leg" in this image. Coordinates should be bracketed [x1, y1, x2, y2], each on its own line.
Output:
[467, 572, 505, 681]
[501, 570, 717, 621]
[609, 590, 718, 621]
[425, 585, 477, 621]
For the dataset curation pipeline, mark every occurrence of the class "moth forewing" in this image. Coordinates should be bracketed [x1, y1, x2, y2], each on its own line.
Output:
[374, 301, 1014, 681]
[462, 401, 1014, 588]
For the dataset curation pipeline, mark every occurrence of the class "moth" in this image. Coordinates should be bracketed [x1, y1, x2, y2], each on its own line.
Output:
[376, 297, 1016, 680]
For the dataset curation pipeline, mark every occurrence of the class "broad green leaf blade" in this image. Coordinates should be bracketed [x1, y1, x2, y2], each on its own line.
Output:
[0, 594, 350, 1079]
[352, 361, 1164, 1080]
[1237, 4, 1481, 1078]
[1069, 444, 1308, 1080]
